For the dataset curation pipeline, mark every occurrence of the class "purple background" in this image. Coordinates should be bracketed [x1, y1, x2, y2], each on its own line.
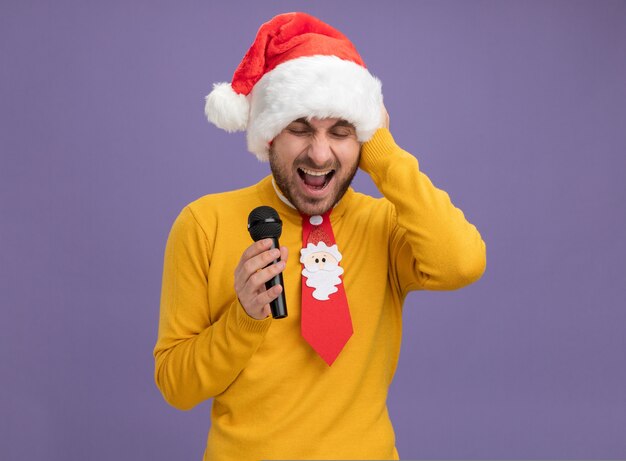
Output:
[1, 1, 625, 459]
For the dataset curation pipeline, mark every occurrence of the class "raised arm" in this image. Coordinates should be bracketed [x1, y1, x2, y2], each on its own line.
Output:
[360, 124, 486, 295]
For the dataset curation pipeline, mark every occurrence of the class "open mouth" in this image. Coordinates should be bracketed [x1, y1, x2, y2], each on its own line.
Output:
[297, 167, 335, 191]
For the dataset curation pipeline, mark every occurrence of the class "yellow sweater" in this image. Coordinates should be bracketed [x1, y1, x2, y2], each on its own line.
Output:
[154, 128, 486, 460]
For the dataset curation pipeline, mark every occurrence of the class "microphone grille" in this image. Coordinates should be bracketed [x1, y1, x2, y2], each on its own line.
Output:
[248, 206, 283, 241]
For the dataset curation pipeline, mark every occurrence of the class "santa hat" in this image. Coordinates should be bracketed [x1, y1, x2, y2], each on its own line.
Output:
[205, 12, 383, 161]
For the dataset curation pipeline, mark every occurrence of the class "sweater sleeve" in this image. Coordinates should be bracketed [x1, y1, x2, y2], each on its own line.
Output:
[360, 128, 486, 295]
[153, 206, 272, 410]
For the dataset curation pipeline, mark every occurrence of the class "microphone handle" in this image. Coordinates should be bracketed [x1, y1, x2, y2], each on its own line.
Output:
[264, 237, 288, 319]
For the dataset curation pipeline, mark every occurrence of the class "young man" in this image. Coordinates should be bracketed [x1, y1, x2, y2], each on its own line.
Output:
[154, 12, 486, 461]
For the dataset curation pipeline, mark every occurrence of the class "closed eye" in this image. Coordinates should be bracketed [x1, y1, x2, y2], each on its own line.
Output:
[286, 121, 312, 135]
[288, 128, 311, 136]
[330, 126, 356, 138]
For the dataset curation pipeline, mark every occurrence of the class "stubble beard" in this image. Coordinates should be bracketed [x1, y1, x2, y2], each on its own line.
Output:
[269, 147, 359, 216]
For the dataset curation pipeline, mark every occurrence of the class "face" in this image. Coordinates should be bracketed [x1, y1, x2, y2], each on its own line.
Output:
[302, 251, 339, 272]
[269, 117, 360, 216]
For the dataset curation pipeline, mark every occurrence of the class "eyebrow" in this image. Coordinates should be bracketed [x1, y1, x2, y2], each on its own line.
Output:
[292, 118, 356, 130]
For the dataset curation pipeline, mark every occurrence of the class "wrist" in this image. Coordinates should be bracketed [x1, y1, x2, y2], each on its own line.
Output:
[235, 299, 272, 331]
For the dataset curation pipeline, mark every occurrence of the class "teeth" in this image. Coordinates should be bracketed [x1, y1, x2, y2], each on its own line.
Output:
[300, 168, 331, 176]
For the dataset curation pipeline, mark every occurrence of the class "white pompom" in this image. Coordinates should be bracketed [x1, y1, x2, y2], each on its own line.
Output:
[204, 82, 249, 132]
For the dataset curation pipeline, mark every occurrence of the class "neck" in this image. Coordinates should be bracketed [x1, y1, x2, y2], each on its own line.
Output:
[271, 178, 296, 209]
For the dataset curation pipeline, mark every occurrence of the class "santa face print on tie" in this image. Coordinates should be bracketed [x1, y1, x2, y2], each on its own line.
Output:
[300, 241, 344, 301]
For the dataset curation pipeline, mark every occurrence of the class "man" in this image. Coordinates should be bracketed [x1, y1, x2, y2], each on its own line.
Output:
[154, 12, 486, 461]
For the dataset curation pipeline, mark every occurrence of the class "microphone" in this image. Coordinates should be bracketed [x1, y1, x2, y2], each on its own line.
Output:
[247, 206, 288, 319]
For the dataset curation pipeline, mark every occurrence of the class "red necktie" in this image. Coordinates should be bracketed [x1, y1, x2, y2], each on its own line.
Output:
[300, 210, 353, 365]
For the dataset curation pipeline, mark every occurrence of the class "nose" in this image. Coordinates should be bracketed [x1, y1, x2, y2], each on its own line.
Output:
[308, 134, 333, 167]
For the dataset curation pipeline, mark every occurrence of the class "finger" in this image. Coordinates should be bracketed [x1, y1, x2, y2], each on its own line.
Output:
[235, 240, 270, 288]
[260, 304, 271, 319]
[240, 238, 274, 264]
[380, 103, 390, 129]
[235, 244, 279, 283]
[242, 247, 282, 280]
[279, 245, 289, 263]
[249, 260, 285, 288]
[252, 284, 283, 311]
[237, 256, 285, 305]
[239, 261, 285, 319]
[242, 299, 272, 321]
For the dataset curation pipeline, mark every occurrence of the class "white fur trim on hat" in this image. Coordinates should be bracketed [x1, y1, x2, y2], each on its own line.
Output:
[247, 55, 383, 161]
[205, 82, 250, 132]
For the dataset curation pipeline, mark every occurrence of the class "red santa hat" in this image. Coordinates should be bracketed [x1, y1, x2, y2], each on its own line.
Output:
[205, 12, 384, 161]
